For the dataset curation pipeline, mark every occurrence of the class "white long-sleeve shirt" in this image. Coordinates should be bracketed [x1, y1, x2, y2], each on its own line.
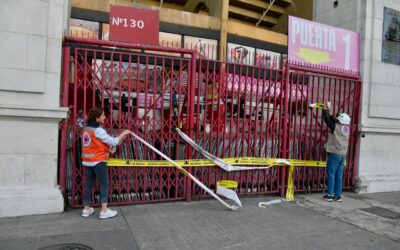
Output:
[94, 127, 120, 147]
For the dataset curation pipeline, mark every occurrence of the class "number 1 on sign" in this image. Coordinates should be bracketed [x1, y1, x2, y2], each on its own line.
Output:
[342, 33, 350, 70]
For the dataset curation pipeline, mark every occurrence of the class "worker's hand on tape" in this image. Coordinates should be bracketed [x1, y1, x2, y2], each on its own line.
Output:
[110, 146, 117, 154]
[325, 101, 332, 111]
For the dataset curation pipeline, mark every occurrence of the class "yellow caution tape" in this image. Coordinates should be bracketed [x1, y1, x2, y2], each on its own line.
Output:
[107, 158, 220, 167]
[217, 180, 238, 189]
[284, 161, 346, 201]
[309, 103, 326, 109]
[286, 165, 295, 201]
[107, 157, 326, 168]
[107, 157, 329, 202]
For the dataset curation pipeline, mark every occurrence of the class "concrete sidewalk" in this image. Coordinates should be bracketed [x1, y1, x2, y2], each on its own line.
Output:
[0, 192, 399, 250]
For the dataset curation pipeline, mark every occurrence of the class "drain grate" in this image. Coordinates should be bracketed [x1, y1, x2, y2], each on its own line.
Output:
[360, 206, 400, 219]
[38, 243, 93, 250]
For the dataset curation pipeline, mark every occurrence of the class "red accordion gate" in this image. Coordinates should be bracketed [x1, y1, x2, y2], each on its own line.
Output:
[59, 38, 361, 207]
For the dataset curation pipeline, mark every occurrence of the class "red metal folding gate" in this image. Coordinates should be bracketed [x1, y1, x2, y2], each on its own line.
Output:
[59, 38, 361, 207]
[285, 64, 360, 194]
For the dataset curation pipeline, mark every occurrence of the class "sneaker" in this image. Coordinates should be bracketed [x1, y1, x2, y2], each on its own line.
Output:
[99, 208, 118, 219]
[334, 196, 343, 202]
[81, 207, 94, 217]
[323, 195, 333, 202]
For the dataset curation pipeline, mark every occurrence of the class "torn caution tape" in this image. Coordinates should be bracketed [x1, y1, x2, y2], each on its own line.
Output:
[176, 128, 291, 171]
[107, 157, 326, 168]
[258, 198, 284, 207]
[129, 131, 241, 211]
[216, 180, 242, 208]
[108, 130, 328, 206]
[309, 103, 326, 109]
[217, 180, 238, 189]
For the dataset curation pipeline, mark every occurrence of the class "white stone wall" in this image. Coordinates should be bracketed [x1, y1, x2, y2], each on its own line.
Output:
[0, 0, 69, 217]
[314, 0, 400, 193]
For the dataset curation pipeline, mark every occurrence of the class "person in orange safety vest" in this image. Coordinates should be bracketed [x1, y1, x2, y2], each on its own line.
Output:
[81, 107, 130, 219]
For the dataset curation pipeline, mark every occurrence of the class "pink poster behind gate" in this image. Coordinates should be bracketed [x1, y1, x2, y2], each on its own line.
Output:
[288, 16, 359, 73]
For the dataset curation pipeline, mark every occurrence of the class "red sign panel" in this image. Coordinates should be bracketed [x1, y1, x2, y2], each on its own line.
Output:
[109, 5, 159, 45]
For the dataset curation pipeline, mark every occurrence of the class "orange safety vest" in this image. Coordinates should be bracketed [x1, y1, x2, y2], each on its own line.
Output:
[81, 127, 111, 162]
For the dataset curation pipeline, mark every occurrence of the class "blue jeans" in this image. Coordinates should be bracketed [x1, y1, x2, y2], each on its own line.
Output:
[83, 162, 109, 205]
[326, 153, 345, 198]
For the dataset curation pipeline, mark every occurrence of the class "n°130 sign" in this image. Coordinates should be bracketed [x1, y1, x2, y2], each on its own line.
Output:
[111, 17, 145, 29]
[109, 5, 159, 45]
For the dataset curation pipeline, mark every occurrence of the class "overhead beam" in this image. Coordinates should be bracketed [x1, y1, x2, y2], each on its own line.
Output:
[227, 20, 287, 46]
[220, 0, 229, 61]
[184, 0, 221, 17]
[273, 0, 294, 7]
[184, 0, 202, 12]
[71, 0, 184, 11]
[228, 5, 278, 26]
[230, 0, 285, 16]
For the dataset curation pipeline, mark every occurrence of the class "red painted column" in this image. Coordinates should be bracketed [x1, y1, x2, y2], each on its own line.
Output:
[280, 62, 290, 197]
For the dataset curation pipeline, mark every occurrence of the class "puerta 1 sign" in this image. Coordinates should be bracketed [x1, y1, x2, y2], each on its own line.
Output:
[109, 5, 159, 45]
[288, 16, 359, 73]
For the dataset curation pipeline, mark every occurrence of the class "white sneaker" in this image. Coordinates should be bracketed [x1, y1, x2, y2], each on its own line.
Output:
[81, 207, 94, 217]
[99, 208, 118, 219]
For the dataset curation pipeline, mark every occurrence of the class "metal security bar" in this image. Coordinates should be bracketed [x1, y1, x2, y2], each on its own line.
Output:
[285, 63, 361, 194]
[188, 59, 284, 198]
[59, 38, 361, 207]
[60, 38, 197, 207]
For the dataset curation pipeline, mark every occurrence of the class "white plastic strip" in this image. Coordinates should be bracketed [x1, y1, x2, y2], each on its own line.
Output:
[258, 199, 283, 207]
[216, 186, 242, 208]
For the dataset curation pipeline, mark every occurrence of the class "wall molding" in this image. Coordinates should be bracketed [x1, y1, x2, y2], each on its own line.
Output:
[0, 105, 68, 122]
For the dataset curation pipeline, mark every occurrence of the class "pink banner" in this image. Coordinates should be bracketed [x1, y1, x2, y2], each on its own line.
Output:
[226, 73, 307, 101]
[137, 93, 162, 109]
[288, 16, 359, 73]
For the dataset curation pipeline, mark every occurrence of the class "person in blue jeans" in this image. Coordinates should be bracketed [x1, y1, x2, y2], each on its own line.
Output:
[81, 107, 131, 218]
[322, 102, 351, 202]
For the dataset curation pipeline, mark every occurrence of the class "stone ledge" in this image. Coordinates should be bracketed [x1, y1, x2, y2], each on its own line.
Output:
[0, 186, 64, 218]
[0, 105, 68, 122]
[360, 124, 400, 134]
[356, 175, 400, 193]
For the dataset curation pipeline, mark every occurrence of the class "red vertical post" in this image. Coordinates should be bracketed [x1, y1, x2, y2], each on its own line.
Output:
[280, 62, 290, 197]
[59, 45, 70, 194]
[352, 80, 362, 182]
[185, 52, 197, 201]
